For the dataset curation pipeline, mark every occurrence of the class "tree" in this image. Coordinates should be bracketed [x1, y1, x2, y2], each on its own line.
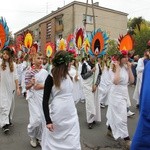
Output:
[127, 17, 145, 35]
[133, 23, 150, 56]
[106, 39, 118, 56]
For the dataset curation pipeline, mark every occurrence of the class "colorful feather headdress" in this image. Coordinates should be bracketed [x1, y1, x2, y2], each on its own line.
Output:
[83, 37, 90, 55]
[66, 34, 77, 57]
[45, 42, 55, 58]
[0, 17, 9, 50]
[75, 27, 85, 50]
[24, 30, 33, 49]
[118, 34, 134, 52]
[57, 38, 67, 51]
[88, 28, 109, 57]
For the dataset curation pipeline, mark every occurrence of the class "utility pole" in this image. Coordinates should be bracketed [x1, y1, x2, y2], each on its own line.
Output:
[84, 0, 96, 30]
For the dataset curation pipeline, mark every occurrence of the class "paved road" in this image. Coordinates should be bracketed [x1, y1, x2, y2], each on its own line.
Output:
[0, 86, 138, 150]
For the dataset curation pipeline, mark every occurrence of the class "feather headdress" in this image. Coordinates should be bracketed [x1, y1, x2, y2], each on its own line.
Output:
[45, 42, 55, 57]
[24, 30, 33, 49]
[88, 28, 109, 57]
[75, 27, 85, 50]
[57, 38, 67, 51]
[118, 34, 134, 51]
[0, 17, 9, 50]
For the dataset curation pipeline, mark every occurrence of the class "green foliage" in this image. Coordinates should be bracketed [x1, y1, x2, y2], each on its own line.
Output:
[127, 17, 146, 35]
[106, 39, 118, 56]
[133, 23, 150, 56]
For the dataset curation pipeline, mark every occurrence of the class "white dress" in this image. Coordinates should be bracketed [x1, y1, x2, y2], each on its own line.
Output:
[0, 62, 18, 127]
[82, 63, 101, 123]
[27, 69, 48, 140]
[69, 65, 81, 104]
[133, 58, 144, 104]
[98, 66, 112, 105]
[106, 66, 130, 139]
[42, 76, 81, 150]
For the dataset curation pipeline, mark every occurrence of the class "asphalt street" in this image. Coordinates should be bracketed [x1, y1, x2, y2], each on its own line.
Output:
[0, 86, 138, 150]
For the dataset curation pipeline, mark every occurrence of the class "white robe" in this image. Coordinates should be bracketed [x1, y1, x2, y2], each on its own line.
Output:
[98, 66, 112, 105]
[106, 66, 130, 139]
[69, 65, 81, 104]
[41, 76, 81, 150]
[82, 63, 101, 123]
[27, 69, 48, 140]
[133, 58, 144, 104]
[0, 62, 18, 127]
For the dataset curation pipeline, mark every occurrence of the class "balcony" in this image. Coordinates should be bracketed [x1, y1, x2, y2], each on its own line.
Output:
[55, 24, 63, 33]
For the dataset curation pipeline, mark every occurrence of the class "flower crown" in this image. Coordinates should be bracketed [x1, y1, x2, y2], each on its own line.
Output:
[52, 52, 73, 67]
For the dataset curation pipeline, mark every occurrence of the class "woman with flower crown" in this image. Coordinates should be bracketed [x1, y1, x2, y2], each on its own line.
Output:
[106, 50, 134, 149]
[42, 50, 81, 150]
[0, 47, 20, 133]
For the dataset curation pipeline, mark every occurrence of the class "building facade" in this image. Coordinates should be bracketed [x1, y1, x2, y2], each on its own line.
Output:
[14, 1, 128, 52]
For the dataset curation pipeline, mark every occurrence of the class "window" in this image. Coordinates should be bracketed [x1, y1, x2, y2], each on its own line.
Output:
[34, 29, 38, 36]
[46, 22, 51, 39]
[59, 34, 62, 39]
[58, 20, 63, 25]
[83, 14, 93, 24]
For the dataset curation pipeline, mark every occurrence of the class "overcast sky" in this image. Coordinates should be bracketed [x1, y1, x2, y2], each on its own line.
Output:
[1, 0, 150, 34]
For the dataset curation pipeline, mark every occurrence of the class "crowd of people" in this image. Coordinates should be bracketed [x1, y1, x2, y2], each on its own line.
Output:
[0, 46, 150, 150]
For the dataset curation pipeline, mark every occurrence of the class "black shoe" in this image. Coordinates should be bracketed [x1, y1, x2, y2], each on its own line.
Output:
[2, 124, 9, 134]
[8, 122, 13, 127]
[88, 123, 93, 129]
[136, 104, 139, 109]
[92, 121, 96, 124]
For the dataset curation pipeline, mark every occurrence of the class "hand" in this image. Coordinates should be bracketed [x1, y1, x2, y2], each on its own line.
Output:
[16, 88, 20, 96]
[46, 123, 54, 132]
[74, 75, 79, 81]
[91, 67, 96, 73]
[31, 77, 35, 85]
[127, 62, 132, 68]
[34, 83, 43, 90]
[92, 84, 97, 93]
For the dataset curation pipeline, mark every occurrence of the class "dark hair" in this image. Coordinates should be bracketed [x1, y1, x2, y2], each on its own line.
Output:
[51, 51, 70, 88]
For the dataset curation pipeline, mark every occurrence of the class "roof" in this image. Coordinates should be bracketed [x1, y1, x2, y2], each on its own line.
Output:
[14, 1, 128, 35]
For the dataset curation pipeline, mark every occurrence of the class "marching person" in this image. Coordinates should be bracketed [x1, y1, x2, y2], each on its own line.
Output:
[42, 50, 81, 150]
[0, 47, 20, 133]
[81, 55, 101, 129]
[106, 50, 134, 149]
[25, 52, 48, 147]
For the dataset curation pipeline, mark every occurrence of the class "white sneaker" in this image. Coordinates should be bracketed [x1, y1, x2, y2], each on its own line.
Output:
[127, 110, 135, 117]
[100, 103, 105, 108]
[30, 138, 37, 148]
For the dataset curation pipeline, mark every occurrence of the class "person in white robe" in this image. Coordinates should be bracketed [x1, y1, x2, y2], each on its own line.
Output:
[0, 47, 20, 133]
[42, 50, 81, 150]
[106, 50, 134, 149]
[21, 54, 30, 96]
[25, 52, 48, 147]
[133, 50, 150, 107]
[69, 59, 82, 104]
[81, 55, 101, 129]
[98, 56, 111, 107]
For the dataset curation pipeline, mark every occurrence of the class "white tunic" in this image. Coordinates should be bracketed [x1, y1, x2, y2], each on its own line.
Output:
[106, 66, 130, 139]
[42, 76, 81, 150]
[27, 69, 48, 140]
[0, 62, 18, 127]
[82, 63, 101, 123]
[133, 58, 144, 104]
[69, 65, 81, 104]
[98, 66, 112, 105]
